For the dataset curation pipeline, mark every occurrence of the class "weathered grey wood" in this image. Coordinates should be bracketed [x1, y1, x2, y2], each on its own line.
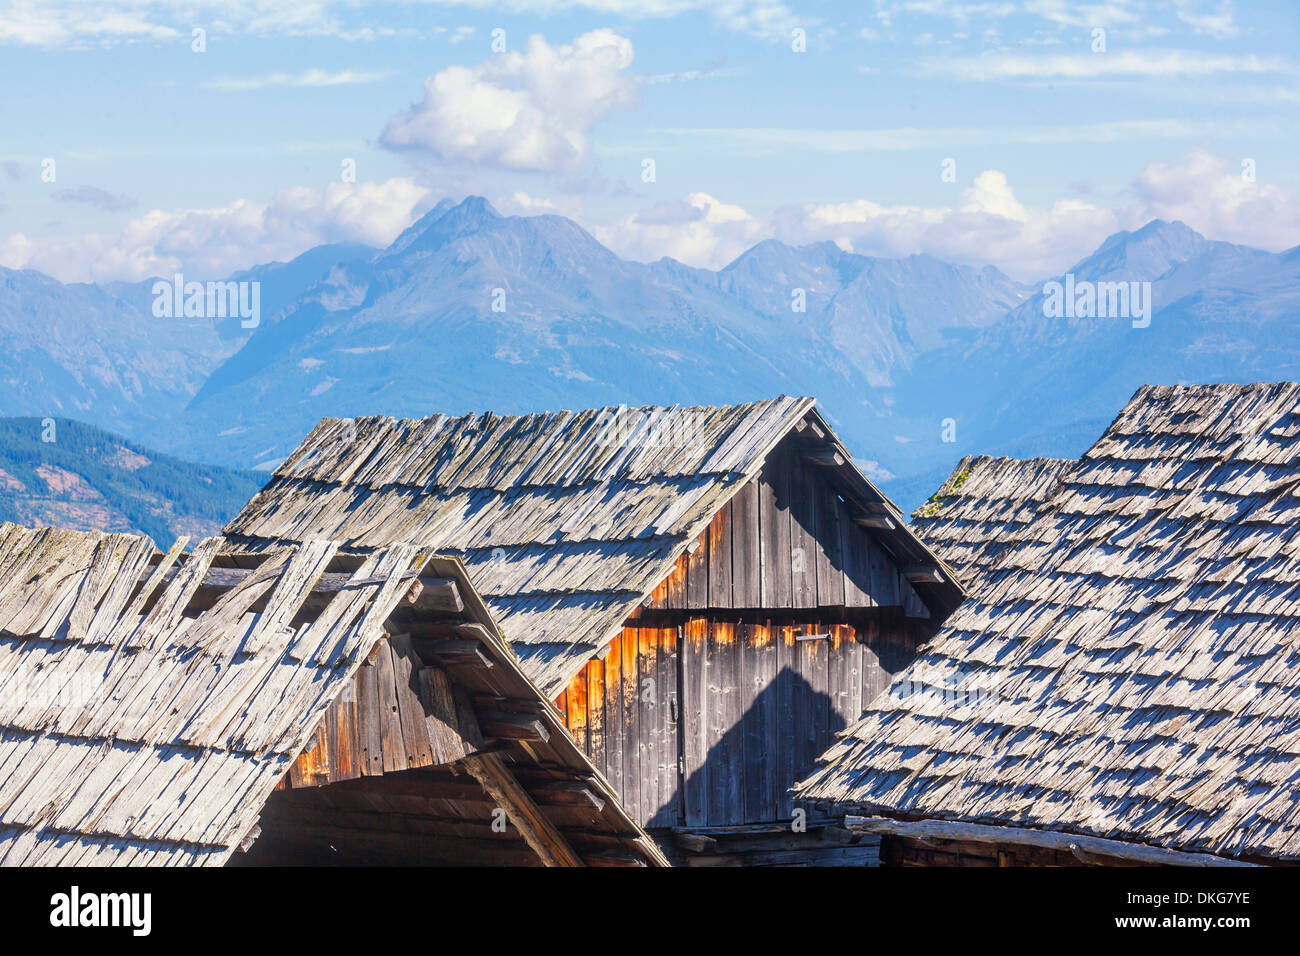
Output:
[461, 752, 585, 867]
[803, 448, 845, 467]
[481, 711, 550, 743]
[842, 817, 1260, 868]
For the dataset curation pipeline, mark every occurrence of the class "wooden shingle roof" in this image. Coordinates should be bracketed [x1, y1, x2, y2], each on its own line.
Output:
[794, 382, 1300, 863]
[911, 455, 1071, 590]
[0, 523, 668, 867]
[223, 398, 962, 696]
[0, 523, 422, 865]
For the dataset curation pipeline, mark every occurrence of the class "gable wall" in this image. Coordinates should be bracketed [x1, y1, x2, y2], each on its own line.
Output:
[642, 439, 929, 616]
[554, 440, 930, 834]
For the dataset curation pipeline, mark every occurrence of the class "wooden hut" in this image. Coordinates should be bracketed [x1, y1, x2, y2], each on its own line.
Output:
[223, 397, 964, 864]
[794, 382, 1300, 867]
[0, 523, 666, 867]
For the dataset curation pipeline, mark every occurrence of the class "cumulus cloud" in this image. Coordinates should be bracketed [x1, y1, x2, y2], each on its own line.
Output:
[0, 177, 430, 282]
[595, 193, 767, 267]
[1128, 149, 1300, 250]
[8, 153, 1296, 287]
[381, 29, 637, 174]
[596, 152, 1300, 280]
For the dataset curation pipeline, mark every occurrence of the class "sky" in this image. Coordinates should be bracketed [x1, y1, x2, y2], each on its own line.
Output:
[0, 0, 1297, 283]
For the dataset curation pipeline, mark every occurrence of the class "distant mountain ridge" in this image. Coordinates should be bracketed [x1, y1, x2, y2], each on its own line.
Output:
[0, 417, 261, 546]
[0, 198, 1296, 515]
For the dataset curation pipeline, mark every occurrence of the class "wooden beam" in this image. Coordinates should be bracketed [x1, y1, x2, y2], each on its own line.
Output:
[417, 638, 495, 669]
[843, 816, 1259, 868]
[461, 753, 585, 867]
[853, 513, 896, 531]
[902, 564, 946, 584]
[534, 780, 606, 813]
[802, 448, 845, 467]
[481, 711, 551, 744]
[794, 417, 826, 441]
[401, 575, 465, 614]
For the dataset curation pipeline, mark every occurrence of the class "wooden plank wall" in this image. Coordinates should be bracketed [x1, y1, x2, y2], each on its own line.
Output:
[681, 620, 914, 827]
[646, 444, 926, 615]
[557, 618, 916, 830]
[282, 635, 475, 790]
[556, 625, 681, 829]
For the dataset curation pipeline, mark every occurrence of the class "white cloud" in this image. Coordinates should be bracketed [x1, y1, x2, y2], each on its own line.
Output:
[596, 152, 1300, 280]
[0, 1, 803, 47]
[204, 68, 394, 92]
[647, 118, 1273, 153]
[0, 178, 429, 282]
[1173, 0, 1241, 39]
[594, 193, 768, 268]
[920, 49, 1289, 81]
[381, 29, 638, 174]
[1128, 149, 1300, 250]
[7, 153, 1297, 289]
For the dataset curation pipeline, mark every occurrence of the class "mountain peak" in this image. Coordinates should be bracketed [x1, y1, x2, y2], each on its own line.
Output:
[385, 195, 503, 258]
[1067, 218, 1212, 283]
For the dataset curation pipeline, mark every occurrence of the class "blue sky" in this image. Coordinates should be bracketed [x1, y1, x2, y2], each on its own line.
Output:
[1, 0, 1297, 282]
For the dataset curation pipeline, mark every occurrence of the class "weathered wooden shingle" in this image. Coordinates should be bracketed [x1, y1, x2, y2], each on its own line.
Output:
[912, 455, 1071, 590]
[794, 382, 1300, 863]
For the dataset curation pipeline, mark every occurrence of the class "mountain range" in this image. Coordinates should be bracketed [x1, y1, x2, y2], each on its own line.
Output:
[2, 197, 1296, 514]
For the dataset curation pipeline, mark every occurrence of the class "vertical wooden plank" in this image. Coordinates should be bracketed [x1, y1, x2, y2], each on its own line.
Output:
[660, 625, 682, 827]
[706, 621, 744, 825]
[868, 537, 901, 607]
[827, 624, 862, 741]
[334, 679, 360, 782]
[374, 641, 407, 775]
[389, 634, 433, 768]
[806, 626, 831, 777]
[665, 552, 688, 610]
[775, 624, 796, 819]
[620, 619, 641, 826]
[731, 479, 761, 608]
[356, 655, 384, 777]
[565, 668, 589, 754]
[684, 529, 709, 609]
[603, 632, 625, 808]
[859, 618, 891, 705]
[586, 657, 606, 777]
[840, 497, 875, 608]
[637, 626, 658, 827]
[707, 502, 733, 608]
[682, 617, 709, 827]
[742, 622, 778, 823]
[759, 449, 793, 609]
[816, 481, 846, 608]
[788, 458, 817, 608]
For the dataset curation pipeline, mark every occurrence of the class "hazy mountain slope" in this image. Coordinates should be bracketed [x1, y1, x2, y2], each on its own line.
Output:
[0, 267, 240, 435]
[3, 204, 1296, 516]
[894, 220, 1300, 499]
[171, 197, 1032, 472]
[0, 417, 262, 546]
